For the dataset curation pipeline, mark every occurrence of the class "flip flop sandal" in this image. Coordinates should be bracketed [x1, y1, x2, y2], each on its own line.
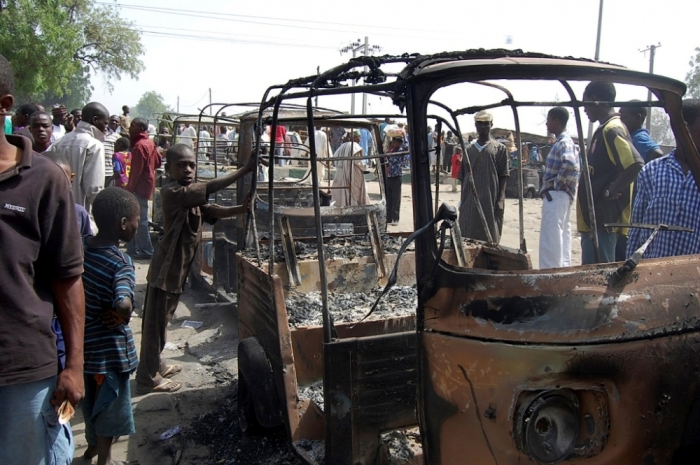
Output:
[136, 379, 181, 394]
[160, 364, 182, 378]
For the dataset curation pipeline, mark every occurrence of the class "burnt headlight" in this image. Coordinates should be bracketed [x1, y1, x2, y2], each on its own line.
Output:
[515, 390, 580, 464]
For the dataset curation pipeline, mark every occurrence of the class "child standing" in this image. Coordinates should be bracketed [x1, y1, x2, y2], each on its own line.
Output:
[112, 137, 132, 188]
[80, 187, 140, 465]
[135, 144, 256, 393]
[451, 146, 463, 192]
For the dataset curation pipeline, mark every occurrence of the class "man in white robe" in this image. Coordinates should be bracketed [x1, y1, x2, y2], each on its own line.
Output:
[332, 133, 369, 207]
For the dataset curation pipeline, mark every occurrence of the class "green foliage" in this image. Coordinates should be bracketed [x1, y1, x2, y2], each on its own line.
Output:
[687, 47, 700, 99]
[133, 91, 172, 120]
[0, 0, 144, 103]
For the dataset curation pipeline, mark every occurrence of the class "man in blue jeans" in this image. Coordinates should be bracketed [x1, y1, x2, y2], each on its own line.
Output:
[0, 53, 86, 464]
[576, 81, 644, 264]
[126, 117, 161, 259]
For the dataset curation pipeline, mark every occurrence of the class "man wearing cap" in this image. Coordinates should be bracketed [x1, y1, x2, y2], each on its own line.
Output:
[332, 130, 370, 207]
[51, 104, 68, 142]
[458, 110, 509, 244]
[384, 134, 408, 225]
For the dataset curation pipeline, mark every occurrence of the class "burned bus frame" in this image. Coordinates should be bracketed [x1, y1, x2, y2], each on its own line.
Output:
[401, 55, 700, 464]
[237, 50, 700, 464]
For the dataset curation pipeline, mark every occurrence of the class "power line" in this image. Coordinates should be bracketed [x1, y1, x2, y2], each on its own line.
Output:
[100, 2, 467, 41]
[100, 1, 462, 35]
[140, 30, 337, 49]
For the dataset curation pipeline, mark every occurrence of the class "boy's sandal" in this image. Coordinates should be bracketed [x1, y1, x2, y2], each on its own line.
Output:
[160, 364, 182, 378]
[136, 379, 181, 394]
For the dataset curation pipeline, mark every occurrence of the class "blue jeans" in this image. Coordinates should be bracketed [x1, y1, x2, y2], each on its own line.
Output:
[581, 230, 618, 265]
[0, 376, 74, 465]
[127, 193, 153, 257]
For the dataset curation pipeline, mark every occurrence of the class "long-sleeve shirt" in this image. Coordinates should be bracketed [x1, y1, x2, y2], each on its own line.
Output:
[45, 120, 105, 208]
[541, 132, 579, 199]
[127, 132, 161, 199]
[627, 150, 700, 259]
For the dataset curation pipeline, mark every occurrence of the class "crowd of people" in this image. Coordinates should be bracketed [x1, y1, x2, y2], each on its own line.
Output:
[0, 54, 258, 465]
[453, 80, 700, 270]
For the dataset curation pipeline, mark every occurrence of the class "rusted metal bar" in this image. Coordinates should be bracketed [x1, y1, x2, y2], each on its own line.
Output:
[367, 211, 387, 283]
[305, 95, 332, 345]
[560, 80, 600, 262]
[434, 120, 442, 215]
[278, 216, 302, 287]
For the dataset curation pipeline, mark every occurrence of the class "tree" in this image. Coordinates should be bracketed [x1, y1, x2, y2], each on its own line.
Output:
[687, 47, 700, 99]
[0, 0, 144, 103]
[133, 91, 172, 120]
[649, 108, 675, 147]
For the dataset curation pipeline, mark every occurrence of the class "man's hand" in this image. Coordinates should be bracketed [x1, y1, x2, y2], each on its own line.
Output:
[101, 309, 127, 328]
[64, 114, 75, 132]
[51, 366, 84, 411]
[495, 198, 505, 211]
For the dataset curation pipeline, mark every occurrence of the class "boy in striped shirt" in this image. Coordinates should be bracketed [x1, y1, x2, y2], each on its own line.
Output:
[81, 187, 140, 465]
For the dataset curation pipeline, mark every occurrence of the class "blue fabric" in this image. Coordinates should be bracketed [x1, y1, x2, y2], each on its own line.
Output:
[126, 193, 154, 256]
[581, 230, 618, 264]
[631, 128, 661, 163]
[0, 376, 74, 465]
[83, 240, 138, 374]
[359, 128, 372, 161]
[627, 151, 700, 259]
[386, 146, 407, 178]
[75, 203, 92, 237]
[81, 371, 135, 446]
[540, 132, 579, 198]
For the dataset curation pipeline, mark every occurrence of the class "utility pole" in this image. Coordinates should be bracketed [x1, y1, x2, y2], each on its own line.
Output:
[339, 37, 381, 114]
[641, 43, 661, 130]
[209, 88, 212, 115]
[587, 0, 605, 143]
[315, 66, 320, 108]
[177, 96, 179, 113]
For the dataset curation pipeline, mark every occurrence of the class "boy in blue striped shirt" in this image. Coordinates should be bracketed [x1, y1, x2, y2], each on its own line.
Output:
[81, 187, 140, 465]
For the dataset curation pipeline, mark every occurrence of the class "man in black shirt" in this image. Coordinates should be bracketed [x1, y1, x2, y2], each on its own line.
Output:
[0, 53, 86, 463]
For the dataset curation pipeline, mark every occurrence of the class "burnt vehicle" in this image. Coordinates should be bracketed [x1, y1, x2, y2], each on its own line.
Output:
[234, 52, 538, 465]
[212, 105, 389, 292]
[239, 50, 700, 465]
[395, 52, 700, 464]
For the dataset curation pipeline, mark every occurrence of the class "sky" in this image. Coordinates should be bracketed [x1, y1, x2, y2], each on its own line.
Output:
[92, 0, 700, 137]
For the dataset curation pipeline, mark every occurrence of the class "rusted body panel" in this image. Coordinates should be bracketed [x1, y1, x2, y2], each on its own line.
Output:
[420, 329, 700, 464]
[423, 255, 700, 344]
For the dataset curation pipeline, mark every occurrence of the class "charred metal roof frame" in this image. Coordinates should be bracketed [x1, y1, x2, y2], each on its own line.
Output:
[244, 48, 698, 343]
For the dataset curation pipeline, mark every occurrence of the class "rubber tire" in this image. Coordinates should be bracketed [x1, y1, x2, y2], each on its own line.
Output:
[525, 189, 534, 199]
[238, 375, 260, 434]
[237, 337, 283, 429]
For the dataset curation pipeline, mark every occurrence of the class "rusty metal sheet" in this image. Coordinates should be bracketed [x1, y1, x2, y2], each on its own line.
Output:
[292, 316, 416, 386]
[422, 254, 700, 344]
[325, 332, 418, 465]
[420, 330, 700, 464]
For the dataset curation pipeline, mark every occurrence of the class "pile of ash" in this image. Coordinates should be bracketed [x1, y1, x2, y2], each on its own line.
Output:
[240, 234, 410, 263]
[380, 429, 422, 464]
[285, 285, 417, 328]
[293, 439, 325, 465]
[297, 380, 324, 411]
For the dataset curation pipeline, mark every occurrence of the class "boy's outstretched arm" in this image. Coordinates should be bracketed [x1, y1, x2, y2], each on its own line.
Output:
[204, 193, 253, 219]
[205, 155, 257, 196]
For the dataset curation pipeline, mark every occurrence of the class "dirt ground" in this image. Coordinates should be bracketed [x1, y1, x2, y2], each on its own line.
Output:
[69, 174, 579, 465]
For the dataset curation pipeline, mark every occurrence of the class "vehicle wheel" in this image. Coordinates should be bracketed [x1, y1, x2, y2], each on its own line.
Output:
[238, 375, 260, 434]
[525, 189, 535, 199]
[237, 337, 283, 429]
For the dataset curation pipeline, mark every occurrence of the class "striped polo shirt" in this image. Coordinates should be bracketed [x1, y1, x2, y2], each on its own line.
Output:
[83, 240, 138, 374]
